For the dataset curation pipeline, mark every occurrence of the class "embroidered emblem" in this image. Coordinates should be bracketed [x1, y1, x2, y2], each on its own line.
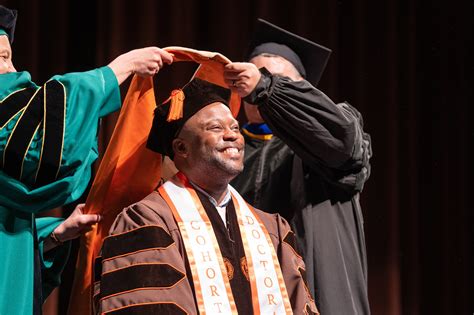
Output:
[240, 256, 249, 281]
[223, 257, 234, 280]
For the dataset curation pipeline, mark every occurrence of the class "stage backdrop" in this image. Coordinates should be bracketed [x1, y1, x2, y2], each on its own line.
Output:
[3, 0, 472, 314]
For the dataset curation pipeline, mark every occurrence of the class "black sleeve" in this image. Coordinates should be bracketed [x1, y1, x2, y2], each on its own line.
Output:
[244, 68, 372, 191]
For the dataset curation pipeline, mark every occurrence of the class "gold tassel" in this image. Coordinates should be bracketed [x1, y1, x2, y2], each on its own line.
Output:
[166, 89, 185, 122]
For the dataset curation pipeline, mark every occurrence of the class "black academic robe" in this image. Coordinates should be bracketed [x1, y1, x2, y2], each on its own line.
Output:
[231, 69, 372, 315]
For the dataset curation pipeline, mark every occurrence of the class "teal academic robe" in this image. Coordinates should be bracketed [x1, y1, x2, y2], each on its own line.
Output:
[0, 67, 120, 315]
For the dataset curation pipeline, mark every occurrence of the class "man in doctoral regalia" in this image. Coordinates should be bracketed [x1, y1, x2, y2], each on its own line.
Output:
[95, 77, 318, 314]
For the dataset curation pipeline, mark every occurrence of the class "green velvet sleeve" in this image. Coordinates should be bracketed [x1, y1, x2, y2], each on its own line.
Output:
[0, 67, 121, 214]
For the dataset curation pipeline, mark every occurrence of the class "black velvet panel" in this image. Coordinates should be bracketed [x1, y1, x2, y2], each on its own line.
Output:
[102, 226, 174, 259]
[283, 230, 302, 258]
[93, 256, 102, 283]
[0, 87, 36, 127]
[2, 87, 43, 180]
[100, 264, 185, 299]
[105, 303, 187, 315]
[1, 81, 65, 187]
[35, 80, 65, 186]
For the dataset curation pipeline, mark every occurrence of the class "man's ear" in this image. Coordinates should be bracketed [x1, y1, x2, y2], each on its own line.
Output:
[172, 138, 188, 158]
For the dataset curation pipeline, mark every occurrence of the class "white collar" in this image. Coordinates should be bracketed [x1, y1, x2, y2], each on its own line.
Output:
[189, 181, 231, 208]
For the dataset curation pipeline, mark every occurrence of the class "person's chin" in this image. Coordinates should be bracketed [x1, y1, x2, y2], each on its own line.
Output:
[216, 162, 243, 177]
[225, 163, 244, 177]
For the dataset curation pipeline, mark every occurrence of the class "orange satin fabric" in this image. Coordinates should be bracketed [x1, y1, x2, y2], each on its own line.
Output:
[164, 46, 241, 117]
[68, 75, 162, 315]
[68, 47, 241, 314]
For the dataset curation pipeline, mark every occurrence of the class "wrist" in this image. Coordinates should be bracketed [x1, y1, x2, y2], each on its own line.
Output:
[108, 53, 134, 85]
[125, 51, 137, 75]
[50, 230, 64, 246]
[244, 67, 272, 105]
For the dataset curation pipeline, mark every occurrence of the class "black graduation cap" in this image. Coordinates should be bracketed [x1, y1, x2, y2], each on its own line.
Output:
[0, 5, 18, 44]
[247, 18, 331, 86]
[147, 78, 231, 158]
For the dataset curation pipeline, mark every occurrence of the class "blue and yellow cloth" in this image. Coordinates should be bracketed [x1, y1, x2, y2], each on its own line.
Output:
[242, 123, 273, 141]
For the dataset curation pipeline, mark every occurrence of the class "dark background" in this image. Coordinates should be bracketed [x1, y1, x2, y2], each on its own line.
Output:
[3, 0, 473, 314]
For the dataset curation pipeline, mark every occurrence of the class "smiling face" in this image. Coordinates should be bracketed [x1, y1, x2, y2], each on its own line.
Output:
[0, 35, 16, 74]
[173, 102, 244, 181]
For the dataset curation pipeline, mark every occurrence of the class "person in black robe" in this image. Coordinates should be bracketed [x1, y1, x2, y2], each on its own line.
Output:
[224, 19, 372, 314]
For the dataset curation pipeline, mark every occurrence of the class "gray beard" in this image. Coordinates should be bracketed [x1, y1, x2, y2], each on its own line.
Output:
[201, 153, 243, 178]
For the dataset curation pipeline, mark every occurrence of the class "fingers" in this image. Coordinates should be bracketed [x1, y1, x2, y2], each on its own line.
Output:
[150, 47, 173, 66]
[109, 46, 174, 83]
[223, 69, 246, 87]
[224, 79, 236, 86]
[224, 77, 246, 94]
[76, 203, 85, 214]
[224, 62, 259, 83]
[223, 72, 241, 81]
[159, 49, 174, 65]
[77, 214, 102, 226]
[156, 58, 163, 69]
[132, 46, 174, 77]
[224, 62, 250, 73]
[52, 210, 102, 242]
[70, 203, 86, 217]
[223, 63, 261, 98]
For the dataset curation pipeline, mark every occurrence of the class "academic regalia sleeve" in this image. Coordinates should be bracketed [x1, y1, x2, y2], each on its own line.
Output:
[95, 200, 197, 315]
[0, 67, 121, 214]
[51, 66, 121, 119]
[266, 212, 319, 314]
[0, 69, 119, 315]
[244, 69, 372, 191]
[35, 217, 72, 299]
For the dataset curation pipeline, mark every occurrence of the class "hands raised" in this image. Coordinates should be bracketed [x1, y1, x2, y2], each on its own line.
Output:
[127, 47, 173, 77]
[224, 62, 261, 98]
[108, 46, 173, 84]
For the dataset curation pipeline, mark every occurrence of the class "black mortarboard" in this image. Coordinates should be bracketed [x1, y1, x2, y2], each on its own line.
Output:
[147, 78, 231, 158]
[247, 19, 332, 86]
[0, 5, 18, 44]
